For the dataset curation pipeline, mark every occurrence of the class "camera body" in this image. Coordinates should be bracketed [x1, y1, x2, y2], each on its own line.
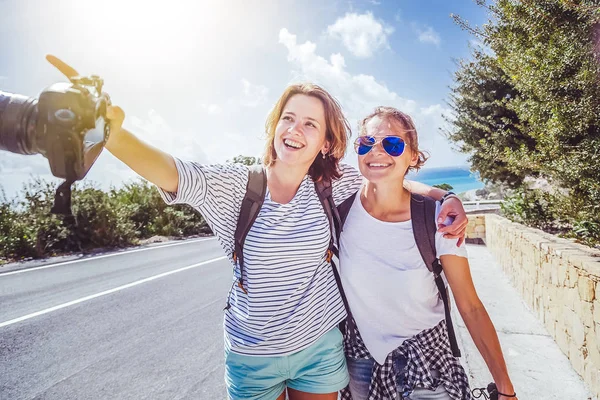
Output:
[39, 77, 110, 181]
[0, 75, 111, 214]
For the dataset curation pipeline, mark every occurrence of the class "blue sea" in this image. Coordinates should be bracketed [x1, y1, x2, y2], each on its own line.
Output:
[407, 166, 484, 194]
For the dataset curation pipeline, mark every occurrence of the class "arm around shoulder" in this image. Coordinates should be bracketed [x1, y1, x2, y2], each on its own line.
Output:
[404, 179, 446, 200]
[331, 163, 363, 205]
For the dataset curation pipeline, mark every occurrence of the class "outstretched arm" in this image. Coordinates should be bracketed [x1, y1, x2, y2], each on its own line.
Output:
[104, 109, 179, 193]
[46, 55, 179, 193]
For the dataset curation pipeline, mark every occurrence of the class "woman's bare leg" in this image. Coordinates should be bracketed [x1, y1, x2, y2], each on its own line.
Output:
[276, 390, 287, 400]
[287, 388, 338, 400]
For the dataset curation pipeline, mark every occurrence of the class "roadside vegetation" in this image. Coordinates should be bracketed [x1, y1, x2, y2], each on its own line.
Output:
[447, 0, 600, 248]
[0, 155, 264, 265]
[0, 178, 210, 265]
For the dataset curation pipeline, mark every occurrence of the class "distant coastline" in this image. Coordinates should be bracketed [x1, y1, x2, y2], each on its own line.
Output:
[407, 166, 484, 195]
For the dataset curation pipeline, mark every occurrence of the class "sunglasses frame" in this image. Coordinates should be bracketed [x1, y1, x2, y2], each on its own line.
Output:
[354, 135, 406, 157]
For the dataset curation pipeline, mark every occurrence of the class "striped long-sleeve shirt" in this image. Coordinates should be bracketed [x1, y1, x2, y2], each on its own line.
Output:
[158, 159, 362, 356]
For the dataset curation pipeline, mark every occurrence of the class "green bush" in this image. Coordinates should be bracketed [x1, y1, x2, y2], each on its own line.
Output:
[67, 185, 138, 250]
[501, 189, 561, 232]
[110, 180, 165, 238]
[111, 179, 209, 238]
[448, 0, 600, 247]
[0, 178, 210, 263]
[0, 199, 37, 260]
[433, 183, 454, 191]
[572, 219, 600, 247]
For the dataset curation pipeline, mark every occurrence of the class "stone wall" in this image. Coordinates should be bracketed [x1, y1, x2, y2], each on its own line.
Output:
[484, 214, 600, 398]
[466, 215, 486, 241]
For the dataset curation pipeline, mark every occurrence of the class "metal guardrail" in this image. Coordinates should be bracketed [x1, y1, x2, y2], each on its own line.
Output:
[463, 200, 503, 211]
[463, 200, 504, 205]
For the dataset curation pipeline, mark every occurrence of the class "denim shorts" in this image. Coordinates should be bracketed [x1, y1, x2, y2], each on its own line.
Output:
[225, 328, 349, 400]
[347, 355, 452, 400]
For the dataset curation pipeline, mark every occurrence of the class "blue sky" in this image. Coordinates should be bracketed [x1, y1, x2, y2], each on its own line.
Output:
[0, 0, 488, 198]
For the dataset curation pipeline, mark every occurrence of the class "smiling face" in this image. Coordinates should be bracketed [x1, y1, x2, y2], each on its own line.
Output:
[357, 115, 419, 185]
[273, 94, 329, 169]
[263, 83, 351, 182]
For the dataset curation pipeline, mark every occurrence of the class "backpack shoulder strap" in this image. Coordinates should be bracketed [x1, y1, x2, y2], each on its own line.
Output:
[410, 193, 437, 272]
[233, 165, 267, 294]
[315, 179, 360, 338]
[314, 179, 342, 255]
[336, 192, 357, 241]
[410, 193, 462, 357]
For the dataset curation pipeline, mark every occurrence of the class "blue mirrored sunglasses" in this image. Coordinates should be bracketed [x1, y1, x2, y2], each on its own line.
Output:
[354, 135, 406, 157]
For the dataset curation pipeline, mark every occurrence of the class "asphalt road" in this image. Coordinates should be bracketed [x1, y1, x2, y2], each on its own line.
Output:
[0, 238, 233, 400]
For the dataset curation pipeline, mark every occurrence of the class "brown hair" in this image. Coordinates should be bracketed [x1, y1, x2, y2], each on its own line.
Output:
[263, 83, 351, 182]
[358, 106, 428, 172]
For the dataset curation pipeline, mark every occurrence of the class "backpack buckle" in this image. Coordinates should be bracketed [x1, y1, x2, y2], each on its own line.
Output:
[237, 278, 248, 294]
[326, 249, 333, 263]
[432, 258, 443, 276]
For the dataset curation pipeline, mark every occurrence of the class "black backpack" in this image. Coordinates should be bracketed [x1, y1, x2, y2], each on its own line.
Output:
[228, 164, 342, 296]
[231, 165, 460, 357]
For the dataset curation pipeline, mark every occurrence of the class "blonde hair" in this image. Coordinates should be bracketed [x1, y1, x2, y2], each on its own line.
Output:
[263, 83, 351, 182]
[359, 106, 428, 172]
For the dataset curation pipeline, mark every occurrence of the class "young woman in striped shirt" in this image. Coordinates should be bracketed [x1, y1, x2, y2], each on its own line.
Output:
[47, 56, 469, 400]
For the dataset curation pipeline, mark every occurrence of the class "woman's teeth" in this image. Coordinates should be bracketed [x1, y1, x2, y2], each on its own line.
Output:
[367, 163, 391, 167]
[284, 139, 304, 149]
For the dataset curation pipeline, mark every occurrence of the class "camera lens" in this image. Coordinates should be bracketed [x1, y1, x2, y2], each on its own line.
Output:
[0, 91, 43, 155]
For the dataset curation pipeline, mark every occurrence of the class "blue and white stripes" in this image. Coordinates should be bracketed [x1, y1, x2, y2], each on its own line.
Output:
[158, 159, 362, 356]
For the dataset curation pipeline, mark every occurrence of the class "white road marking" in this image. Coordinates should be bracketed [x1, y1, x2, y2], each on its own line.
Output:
[0, 237, 217, 277]
[0, 255, 227, 328]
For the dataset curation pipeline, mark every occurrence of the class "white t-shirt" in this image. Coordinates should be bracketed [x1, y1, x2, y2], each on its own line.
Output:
[158, 159, 362, 356]
[338, 193, 468, 364]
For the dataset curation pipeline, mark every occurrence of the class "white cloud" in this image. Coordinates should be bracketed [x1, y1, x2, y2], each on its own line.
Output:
[196, 79, 268, 115]
[240, 79, 269, 108]
[278, 28, 466, 168]
[128, 109, 209, 163]
[280, 28, 416, 120]
[326, 12, 394, 58]
[369, 0, 381, 5]
[128, 109, 264, 165]
[0, 76, 7, 81]
[0, 153, 49, 176]
[0, 153, 73, 200]
[416, 26, 441, 46]
[201, 131, 263, 162]
[199, 103, 223, 114]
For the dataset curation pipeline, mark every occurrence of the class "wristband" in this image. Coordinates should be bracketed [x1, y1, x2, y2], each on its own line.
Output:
[498, 391, 517, 398]
[472, 384, 516, 399]
[440, 191, 457, 204]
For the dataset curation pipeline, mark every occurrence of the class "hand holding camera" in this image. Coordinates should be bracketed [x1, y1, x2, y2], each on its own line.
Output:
[0, 55, 118, 215]
[45, 55, 126, 151]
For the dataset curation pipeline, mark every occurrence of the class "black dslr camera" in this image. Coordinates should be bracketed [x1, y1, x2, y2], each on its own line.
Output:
[0, 75, 110, 215]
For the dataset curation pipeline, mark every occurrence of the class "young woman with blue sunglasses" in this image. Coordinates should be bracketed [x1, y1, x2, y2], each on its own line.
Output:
[339, 107, 517, 400]
[46, 56, 469, 400]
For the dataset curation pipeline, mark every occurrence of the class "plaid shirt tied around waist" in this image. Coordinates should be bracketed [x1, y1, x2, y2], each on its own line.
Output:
[340, 319, 472, 400]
